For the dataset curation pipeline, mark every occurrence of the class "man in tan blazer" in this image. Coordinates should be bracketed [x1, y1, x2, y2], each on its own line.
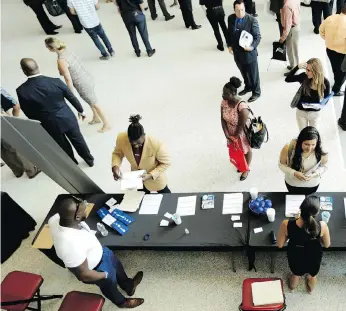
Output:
[111, 115, 171, 193]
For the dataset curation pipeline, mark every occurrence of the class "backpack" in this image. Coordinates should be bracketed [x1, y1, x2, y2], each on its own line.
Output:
[238, 102, 269, 149]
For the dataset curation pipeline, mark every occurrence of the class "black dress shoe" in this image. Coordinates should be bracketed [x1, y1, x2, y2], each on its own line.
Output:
[165, 15, 175, 21]
[148, 49, 156, 57]
[338, 119, 346, 131]
[135, 51, 141, 57]
[217, 45, 224, 51]
[334, 91, 345, 96]
[152, 14, 158, 20]
[86, 161, 94, 167]
[313, 28, 319, 34]
[191, 25, 201, 30]
[75, 30, 82, 34]
[284, 72, 290, 77]
[185, 24, 191, 28]
[248, 94, 260, 102]
[287, 66, 292, 70]
[46, 31, 59, 35]
[53, 25, 62, 30]
[239, 89, 251, 96]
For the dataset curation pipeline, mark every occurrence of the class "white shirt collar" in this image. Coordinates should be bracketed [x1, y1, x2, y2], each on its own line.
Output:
[28, 73, 42, 79]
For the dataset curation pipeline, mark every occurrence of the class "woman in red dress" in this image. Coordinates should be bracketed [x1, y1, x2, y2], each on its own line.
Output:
[221, 77, 252, 180]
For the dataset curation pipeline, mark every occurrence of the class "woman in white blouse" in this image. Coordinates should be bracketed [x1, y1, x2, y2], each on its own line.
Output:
[279, 126, 328, 195]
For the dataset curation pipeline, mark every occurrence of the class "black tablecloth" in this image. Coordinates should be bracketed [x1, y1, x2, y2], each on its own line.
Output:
[1, 192, 37, 263]
[36, 193, 249, 251]
[248, 192, 346, 249]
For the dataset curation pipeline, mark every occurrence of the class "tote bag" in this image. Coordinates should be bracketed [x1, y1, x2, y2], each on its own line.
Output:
[228, 142, 249, 173]
[44, 0, 64, 17]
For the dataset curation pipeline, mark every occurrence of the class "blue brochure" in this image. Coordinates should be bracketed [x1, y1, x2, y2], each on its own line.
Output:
[110, 209, 135, 225]
[97, 207, 129, 235]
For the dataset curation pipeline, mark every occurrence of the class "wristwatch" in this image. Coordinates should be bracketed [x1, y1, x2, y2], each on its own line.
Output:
[104, 271, 109, 279]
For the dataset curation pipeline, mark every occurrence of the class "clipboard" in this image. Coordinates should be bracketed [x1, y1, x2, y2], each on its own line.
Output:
[32, 203, 95, 249]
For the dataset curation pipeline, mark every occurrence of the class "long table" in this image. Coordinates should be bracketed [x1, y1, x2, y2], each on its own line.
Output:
[32, 192, 346, 272]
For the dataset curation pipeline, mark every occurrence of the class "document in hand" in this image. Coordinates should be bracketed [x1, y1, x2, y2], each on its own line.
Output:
[285, 195, 305, 217]
[121, 170, 146, 190]
[222, 193, 243, 214]
[118, 191, 145, 212]
[239, 30, 253, 48]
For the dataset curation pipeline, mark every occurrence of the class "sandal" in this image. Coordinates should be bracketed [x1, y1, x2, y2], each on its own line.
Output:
[98, 125, 111, 133]
[88, 118, 101, 125]
[240, 170, 250, 181]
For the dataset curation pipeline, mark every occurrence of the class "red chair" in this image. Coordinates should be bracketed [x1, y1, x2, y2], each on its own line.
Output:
[239, 278, 286, 311]
[1, 271, 63, 311]
[58, 291, 105, 311]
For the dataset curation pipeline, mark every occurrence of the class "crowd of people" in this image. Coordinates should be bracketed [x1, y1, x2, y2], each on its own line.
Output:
[1, 0, 346, 308]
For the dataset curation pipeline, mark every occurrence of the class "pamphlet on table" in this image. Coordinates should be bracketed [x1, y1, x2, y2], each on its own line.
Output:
[285, 195, 305, 217]
[176, 196, 197, 216]
[222, 193, 243, 214]
[139, 194, 163, 215]
[118, 191, 145, 212]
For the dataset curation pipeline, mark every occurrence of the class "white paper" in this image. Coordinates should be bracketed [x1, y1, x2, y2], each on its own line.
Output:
[239, 30, 253, 48]
[164, 212, 173, 219]
[139, 194, 163, 215]
[176, 196, 197, 216]
[160, 219, 169, 227]
[222, 193, 243, 214]
[285, 195, 305, 217]
[109, 204, 120, 213]
[231, 215, 241, 221]
[120, 170, 146, 190]
[233, 222, 242, 228]
[254, 227, 263, 233]
[118, 191, 145, 212]
[105, 197, 117, 207]
[102, 214, 116, 226]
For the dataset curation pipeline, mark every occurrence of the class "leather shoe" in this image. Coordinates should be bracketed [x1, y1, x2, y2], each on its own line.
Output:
[128, 271, 144, 296]
[119, 298, 144, 309]
[185, 24, 191, 28]
[287, 66, 292, 70]
[313, 28, 319, 34]
[53, 25, 62, 30]
[148, 49, 156, 57]
[165, 15, 175, 21]
[29, 168, 41, 179]
[248, 94, 260, 102]
[86, 161, 94, 167]
[191, 25, 201, 30]
[333, 91, 345, 96]
[217, 45, 224, 51]
[338, 119, 346, 131]
[135, 51, 141, 57]
[284, 72, 290, 77]
[239, 89, 251, 96]
[46, 31, 59, 35]
[75, 30, 82, 34]
[152, 14, 158, 20]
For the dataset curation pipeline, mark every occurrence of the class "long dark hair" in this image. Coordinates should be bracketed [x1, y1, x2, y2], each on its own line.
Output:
[300, 195, 320, 238]
[291, 126, 327, 171]
[128, 114, 144, 141]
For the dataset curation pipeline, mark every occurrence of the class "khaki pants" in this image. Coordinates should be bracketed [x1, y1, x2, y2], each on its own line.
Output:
[286, 25, 300, 68]
[296, 109, 321, 131]
[1, 139, 36, 177]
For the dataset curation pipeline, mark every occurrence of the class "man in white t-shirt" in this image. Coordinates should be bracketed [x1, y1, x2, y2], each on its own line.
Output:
[67, 0, 114, 60]
[49, 196, 144, 308]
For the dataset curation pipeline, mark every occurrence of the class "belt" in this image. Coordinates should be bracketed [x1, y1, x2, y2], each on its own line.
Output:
[212, 5, 223, 9]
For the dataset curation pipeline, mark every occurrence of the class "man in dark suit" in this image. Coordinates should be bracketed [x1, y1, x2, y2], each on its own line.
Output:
[24, 0, 61, 35]
[228, 0, 261, 102]
[178, 0, 201, 29]
[16, 58, 94, 167]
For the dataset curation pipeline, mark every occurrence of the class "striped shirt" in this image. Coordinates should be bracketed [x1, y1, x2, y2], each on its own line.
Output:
[67, 0, 100, 29]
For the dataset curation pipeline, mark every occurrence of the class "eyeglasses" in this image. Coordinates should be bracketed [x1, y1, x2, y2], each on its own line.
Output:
[71, 195, 87, 219]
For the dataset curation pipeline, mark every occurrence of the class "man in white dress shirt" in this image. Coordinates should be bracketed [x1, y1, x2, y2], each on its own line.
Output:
[49, 196, 144, 308]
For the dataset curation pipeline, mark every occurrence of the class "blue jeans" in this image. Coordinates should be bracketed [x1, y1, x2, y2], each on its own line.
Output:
[123, 11, 153, 53]
[84, 24, 114, 57]
[93, 247, 134, 306]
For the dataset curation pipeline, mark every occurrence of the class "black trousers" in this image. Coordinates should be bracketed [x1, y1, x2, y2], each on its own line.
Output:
[336, 0, 345, 13]
[206, 8, 228, 46]
[244, 0, 253, 14]
[178, 0, 196, 27]
[57, 0, 83, 32]
[28, 2, 57, 33]
[327, 48, 346, 93]
[142, 185, 171, 194]
[340, 84, 346, 126]
[311, 1, 331, 31]
[48, 126, 94, 165]
[235, 59, 261, 96]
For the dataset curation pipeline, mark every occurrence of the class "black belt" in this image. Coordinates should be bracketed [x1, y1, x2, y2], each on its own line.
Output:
[212, 5, 223, 9]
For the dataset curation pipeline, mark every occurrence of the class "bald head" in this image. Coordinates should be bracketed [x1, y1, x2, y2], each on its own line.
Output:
[20, 58, 40, 76]
[58, 197, 78, 220]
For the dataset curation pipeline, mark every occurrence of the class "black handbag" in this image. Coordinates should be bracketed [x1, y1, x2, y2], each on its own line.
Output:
[44, 0, 64, 17]
[272, 41, 287, 62]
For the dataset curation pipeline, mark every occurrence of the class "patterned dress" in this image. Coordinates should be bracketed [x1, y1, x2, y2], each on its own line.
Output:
[58, 49, 97, 106]
[221, 100, 251, 153]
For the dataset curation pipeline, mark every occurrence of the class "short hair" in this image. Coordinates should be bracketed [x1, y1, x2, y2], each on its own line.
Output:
[57, 197, 77, 218]
[127, 114, 145, 141]
[233, 0, 244, 9]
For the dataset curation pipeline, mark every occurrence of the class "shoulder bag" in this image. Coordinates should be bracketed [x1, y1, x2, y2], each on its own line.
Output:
[290, 84, 303, 108]
[44, 0, 64, 17]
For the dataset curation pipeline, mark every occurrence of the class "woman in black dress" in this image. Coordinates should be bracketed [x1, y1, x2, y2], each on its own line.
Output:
[277, 195, 331, 293]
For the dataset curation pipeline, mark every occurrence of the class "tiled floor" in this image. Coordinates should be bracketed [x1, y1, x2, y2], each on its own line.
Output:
[1, 0, 346, 310]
